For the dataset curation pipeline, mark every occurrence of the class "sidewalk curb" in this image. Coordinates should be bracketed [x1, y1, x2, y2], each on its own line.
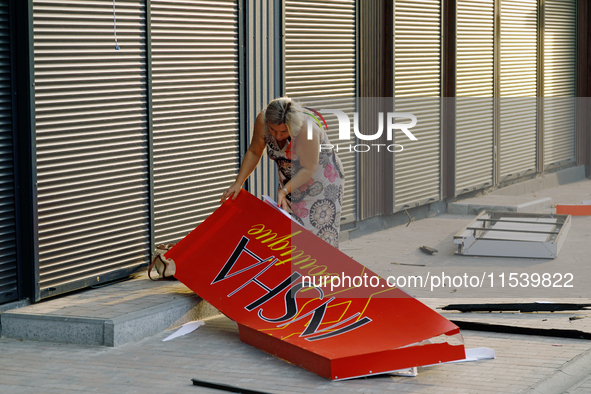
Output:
[1, 295, 220, 347]
[520, 347, 591, 394]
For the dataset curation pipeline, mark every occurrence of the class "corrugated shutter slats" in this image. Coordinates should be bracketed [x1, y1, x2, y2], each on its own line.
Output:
[499, 0, 537, 181]
[33, 0, 149, 296]
[543, 0, 576, 168]
[284, 0, 357, 224]
[0, 0, 17, 304]
[151, 0, 240, 245]
[455, 0, 494, 195]
[246, 0, 281, 200]
[393, 0, 441, 211]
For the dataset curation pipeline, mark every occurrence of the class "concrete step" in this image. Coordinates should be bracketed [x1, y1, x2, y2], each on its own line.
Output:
[0, 272, 220, 347]
[448, 195, 553, 215]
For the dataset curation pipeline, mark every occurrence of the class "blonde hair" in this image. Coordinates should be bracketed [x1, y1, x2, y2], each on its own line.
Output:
[265, 96, 305, 137]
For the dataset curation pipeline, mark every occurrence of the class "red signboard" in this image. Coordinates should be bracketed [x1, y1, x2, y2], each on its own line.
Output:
[168, 190, 465, 380]
[556, 204, 591, 216]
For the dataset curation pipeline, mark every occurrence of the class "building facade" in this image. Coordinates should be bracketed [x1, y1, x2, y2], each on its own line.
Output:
[1, 0, 590, 305]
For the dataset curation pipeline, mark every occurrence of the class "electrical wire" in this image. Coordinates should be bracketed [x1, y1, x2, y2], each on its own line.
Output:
[113, 0, 120, 50]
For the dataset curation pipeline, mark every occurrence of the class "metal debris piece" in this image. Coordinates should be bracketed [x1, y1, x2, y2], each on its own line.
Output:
[419, 246, 438, 255]
[450, 320, 591, 340]
[390, 262, 426, 267]
[441, 303, 591, 313]
[453, 211, 572, 259]
[569, 316, 586, 321]
[404, 209, 413, 227]
[191, 378, 271, 394]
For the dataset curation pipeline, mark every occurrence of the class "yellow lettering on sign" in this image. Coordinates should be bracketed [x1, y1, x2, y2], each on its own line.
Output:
[247, 224, 339, 278]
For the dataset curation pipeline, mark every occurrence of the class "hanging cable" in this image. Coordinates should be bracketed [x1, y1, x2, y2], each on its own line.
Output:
[113, 0, 120, 50]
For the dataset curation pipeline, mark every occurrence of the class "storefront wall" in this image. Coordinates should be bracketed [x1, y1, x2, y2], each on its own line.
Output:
[0, 0, 18, 305]
[151, 1, 242, 246]
[26, 0, 243, 301]
[455, 0, 577, 196]
[1, 0, 588, 304]
[283, 0, 358, 225]
[244, 0, 282, 199]
[392, 0, 442, 212]
[455, 0, 495, 195]
[33, 0, 150, 299]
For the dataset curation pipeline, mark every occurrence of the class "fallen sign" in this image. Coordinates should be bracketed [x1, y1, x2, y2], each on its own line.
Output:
[166, 190, 465, 380]
[453, 211, 571, 259]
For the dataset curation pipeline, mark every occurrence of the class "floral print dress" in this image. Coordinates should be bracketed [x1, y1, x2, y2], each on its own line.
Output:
[264, 124, 345, 249]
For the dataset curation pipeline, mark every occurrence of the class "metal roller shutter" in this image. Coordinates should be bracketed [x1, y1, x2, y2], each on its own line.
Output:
[393, 0, 441, 211]
[284, 0, 357, 225]
[0, 0, 17, 304]
[543, 0, 576, 169]
[455, 0, 494, 196]
[499, 0, 538, 182]
[151, 1, 240, 245]
[246, 0, 281, 200]
[33, 0, 149, 299]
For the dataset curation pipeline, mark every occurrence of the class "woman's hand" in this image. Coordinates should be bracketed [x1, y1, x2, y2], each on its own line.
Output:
[220, 182, 242, 203]
[277, 188, 291, 212]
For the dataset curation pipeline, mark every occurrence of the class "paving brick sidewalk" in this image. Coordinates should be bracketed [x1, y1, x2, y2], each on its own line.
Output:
[1, 315, 590, 394]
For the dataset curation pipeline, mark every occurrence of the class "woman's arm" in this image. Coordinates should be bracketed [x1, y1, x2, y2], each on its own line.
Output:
[277, 123, 320, 210]
[221, 111, 267, 202]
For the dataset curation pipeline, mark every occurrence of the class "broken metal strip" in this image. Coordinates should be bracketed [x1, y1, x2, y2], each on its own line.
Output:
[191, 378, 271, 394]
[478, 211, 566, 218]
[470, 236, 553, 242]
[450, 320, 591, 340]
[475, 218, 564, 226]
[466, 227, 560, 235]
[442, 303, 591, 313]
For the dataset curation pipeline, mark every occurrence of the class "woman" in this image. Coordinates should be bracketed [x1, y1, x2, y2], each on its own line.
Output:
[220, 97, 345, 248]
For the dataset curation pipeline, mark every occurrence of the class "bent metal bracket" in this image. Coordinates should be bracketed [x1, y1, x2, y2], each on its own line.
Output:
[167, 190, 465, 380]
